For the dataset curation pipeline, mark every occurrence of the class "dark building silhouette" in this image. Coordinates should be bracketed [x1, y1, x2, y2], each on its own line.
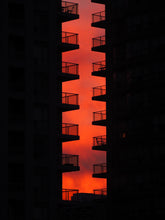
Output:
[92, 0, 165, 218]
[1, 0, 80, 219]
[107, 0, 165, 218]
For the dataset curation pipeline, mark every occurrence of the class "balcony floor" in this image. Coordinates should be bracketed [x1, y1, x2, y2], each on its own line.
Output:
[92, 70, 106, 77]
[92, 145, 107, 151]
[60, 134, 80, 142]
[58, 104, 79, 112]
[92, 120, 106, 126]
[92, 95, 106, 102]
[92, 45, 106, 53]
[91, 20, 107, 29]
[58, 73, 79, 82]
[61, 13, 79, 23]
[62, 165, 80, 172]
[61, 43, 79, 52]
[92, 173, 107, 178]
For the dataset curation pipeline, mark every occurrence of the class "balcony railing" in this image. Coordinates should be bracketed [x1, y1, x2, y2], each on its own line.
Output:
[92, 11, 105, 23]
[93, 188, 107, 196]
[62, 154, 79, 167]
[62, 92, 79, 105]
[93, 135, 107, 147]
[93, 163, 107, 175]
[93, 85, 106, 97]
[62, 123, 79, 136]
[62, 1, 78, 15]
[62, 31, 78, 45]
[62, 62, 79, 75]
[92, 35, 105, 48]
[93, 60, 106, 72]
[93, 110, 106, 122]
[62, 189, 79, 201]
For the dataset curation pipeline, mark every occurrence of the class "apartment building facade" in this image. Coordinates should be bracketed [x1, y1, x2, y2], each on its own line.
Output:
[0, 0, 80, 219]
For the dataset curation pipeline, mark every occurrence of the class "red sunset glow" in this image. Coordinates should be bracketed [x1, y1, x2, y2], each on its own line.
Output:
[62, 0, 106, 193]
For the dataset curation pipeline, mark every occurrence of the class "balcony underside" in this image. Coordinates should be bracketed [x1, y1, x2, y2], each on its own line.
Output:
[61, 13, 79, 23]
[60, 134, 80, 142]
[62, 165, 80, 172]
[92, 45, 106, 53]
[58, 73, 79, 82]
[92, 95, 106, 101]
[92, 145, 107, 151]
[58, 104, 79, 112]
[91, 20, 106, 29]
[91, 0, 106, 4]
[92, 70, 106, 77]
[92, 173, 107, 178]
[61, 43, 79, 52]
[92, 120, 106, 126]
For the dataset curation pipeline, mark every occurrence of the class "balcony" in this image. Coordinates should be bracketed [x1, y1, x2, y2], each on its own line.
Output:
[62, 154, 80, 172]
[59, 92, 79, 112]
[61, 31, 79, 52]
[62, 189, 79, 201]
[59, 62, 79, 82]
[92, 85, 106, 101]
[92, 60, 106, 77]
[61, 1, 79, 22]
[92, 11, 106, 28]
[61, 123, 79, 142]
[92, 135, 107, 151]
[92, 110, 106, 126]
[93, 163, 107, 178]
[93, 188, 107, 198]
[91, 0, 106, 4]
[92, 35, 106, 52]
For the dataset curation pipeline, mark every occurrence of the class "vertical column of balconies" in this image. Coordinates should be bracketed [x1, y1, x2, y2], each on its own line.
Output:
[91, 0, 107, 197]
[60, 1, 80, 200]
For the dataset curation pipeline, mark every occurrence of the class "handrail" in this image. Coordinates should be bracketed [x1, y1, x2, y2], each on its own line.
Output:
[93, 135, 107, 147]
[92, 60, 106, 72]
[93, 85, 106, 97]
[93, 163, 107, 174]
[62, 123, 79, 136]
[62, 154, 79, 167]
[62, 188, 79, 201]
[62, 92, 79, 105]
[62, 31, 79, 44]
[93, 110, 106, 121]
[62, 1, 78, 15]
[92, 35, 105, 48]
[62, 62, 79, 75]
[92, 11, 105, 23]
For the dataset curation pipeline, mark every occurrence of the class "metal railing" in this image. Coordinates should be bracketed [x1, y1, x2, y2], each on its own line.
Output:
[93, 110, 106, 122]
[62, 92, 79, 105]
[92, 11, 105, 23]
[93, 135, 107, 147]
[62, 189, 79, 201]
[93, 188, 107, 196]
[62, 31, 78, 45]
[62, 1, 78, 15]
[62, 62, 79, 75]
[93, 85, 106, 97]
[62, 154, 79, 167]
[93, 60, 106, 72]
[92, 35, 105, 48]
[62, 123, 79, 136]
[93, 163, 107, 175]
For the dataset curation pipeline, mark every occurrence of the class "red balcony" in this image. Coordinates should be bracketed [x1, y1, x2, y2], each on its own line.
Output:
[92, 11, 106, 28]
[62, 154, 80, 172]
[92, 85, 106, 101]
[92, 35, 106, 52]
[61, 1, 79, 22]
[92, 60, 106, 77]
[59, 92, 79, 112]
[92, 110, 106, 126]
[62, 189, 79, 201]
[59, 62, 79, 82]
[93, 163, 107, 178]
[92, 135, 107, 151]
[61, 31, 79, 52]
[93, 188, 107, 198]
[61, 123, 79, 142]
